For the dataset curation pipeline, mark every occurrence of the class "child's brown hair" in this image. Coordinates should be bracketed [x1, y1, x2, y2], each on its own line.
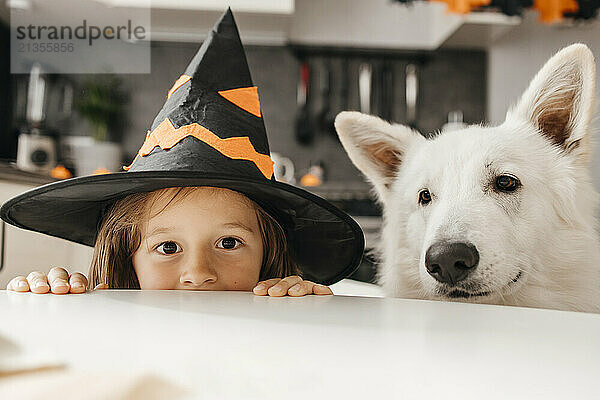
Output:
[88, 187, 299, 289]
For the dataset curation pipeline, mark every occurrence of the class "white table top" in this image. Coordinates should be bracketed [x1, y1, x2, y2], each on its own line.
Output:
[1, 286, 599, 399]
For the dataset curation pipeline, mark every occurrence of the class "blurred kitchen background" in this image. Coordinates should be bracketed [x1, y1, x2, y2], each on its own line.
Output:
[0, 0, 599, 287]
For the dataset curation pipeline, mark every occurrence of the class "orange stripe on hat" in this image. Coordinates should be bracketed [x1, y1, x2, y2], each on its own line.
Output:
[124, 118, 273, 179]
[167, 75, 192, 99]
[218, 86, 262, 117]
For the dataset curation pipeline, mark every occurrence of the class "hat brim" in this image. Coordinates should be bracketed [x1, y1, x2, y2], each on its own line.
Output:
[0, 171, 364, 285]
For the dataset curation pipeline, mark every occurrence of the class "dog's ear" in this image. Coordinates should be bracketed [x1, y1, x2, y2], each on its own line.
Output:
[507, 43, 596, 163]
[335, 111, 424, 197]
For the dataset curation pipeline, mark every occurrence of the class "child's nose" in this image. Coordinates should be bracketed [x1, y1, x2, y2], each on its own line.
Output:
[180, 257, 218, 288]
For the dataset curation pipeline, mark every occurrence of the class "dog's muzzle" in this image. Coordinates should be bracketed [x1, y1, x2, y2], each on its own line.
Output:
[425, 241, 479, 285]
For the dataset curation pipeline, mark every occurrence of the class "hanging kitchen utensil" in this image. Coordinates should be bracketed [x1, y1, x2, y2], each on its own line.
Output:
[405, 63, 419, 131]
[370, 62, 379, 117]
[358, 63, 372, 115]
[329, 58, 350, 143]
[295, 61, 314, 146]
[324, 59, 340, 137]
[340, 57, 350, 113]
[381, 61, 394, 121]
[317, 59, 335, 136]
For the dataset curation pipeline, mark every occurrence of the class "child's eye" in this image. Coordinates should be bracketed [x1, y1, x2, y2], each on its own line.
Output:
[217, 237, 242, 250]
[156, 241, 182, 255]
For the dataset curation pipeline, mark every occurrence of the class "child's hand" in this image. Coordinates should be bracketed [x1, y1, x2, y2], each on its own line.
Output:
[6, 267, 99, 294]
[253, 275, 333, 297]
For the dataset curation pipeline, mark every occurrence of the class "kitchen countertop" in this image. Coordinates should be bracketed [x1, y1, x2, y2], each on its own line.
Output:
[0, 162, 57, 186]
[1, 288, 599, 399]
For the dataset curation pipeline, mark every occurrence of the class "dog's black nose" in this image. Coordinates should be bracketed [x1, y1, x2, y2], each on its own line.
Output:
[425, 241, 479, 285]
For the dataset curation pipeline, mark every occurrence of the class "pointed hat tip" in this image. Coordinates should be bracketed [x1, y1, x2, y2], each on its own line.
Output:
[212, 7, 237, 33]
[220, 7, 235, 22]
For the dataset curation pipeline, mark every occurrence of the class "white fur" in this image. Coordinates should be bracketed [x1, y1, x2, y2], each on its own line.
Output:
[336, 44, 600, 313]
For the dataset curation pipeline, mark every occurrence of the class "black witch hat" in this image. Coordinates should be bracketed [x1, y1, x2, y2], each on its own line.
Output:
[0, 9, 364, 285]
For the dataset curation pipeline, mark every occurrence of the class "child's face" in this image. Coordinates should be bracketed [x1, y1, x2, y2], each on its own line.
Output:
[132, 187, 263, 290]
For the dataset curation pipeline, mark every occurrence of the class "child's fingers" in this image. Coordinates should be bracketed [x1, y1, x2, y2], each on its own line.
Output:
[26, 271, 50, 294]
[252, 279, 281, 296]
[47, 267, 70, 295]
[47, 266, 69, 283]
[69, 273, 88, 293]
[267, 275, 302, 297]
[288, 281, 333, 296]
[93, 283, 109, 290]
[312, 284, 333, 295]
[288, 281, 313, 297]
[253, 276, 325, 297]
[7, 276, 29, 292]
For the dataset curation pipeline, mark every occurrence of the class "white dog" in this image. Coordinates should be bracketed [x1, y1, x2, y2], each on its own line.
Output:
[335, 44, 600, 313]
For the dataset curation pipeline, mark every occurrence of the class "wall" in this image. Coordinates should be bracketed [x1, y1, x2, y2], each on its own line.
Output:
[488, 11, 600, 186]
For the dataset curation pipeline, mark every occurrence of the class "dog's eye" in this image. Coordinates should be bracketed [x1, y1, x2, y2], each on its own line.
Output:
[418, 189, 431, 205]
[495, 175, 520, 192]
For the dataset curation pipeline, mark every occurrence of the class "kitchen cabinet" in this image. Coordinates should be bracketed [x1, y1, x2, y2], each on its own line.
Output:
[0, 179, 93, 289]
[77, 0, 521, 49]
[289, 0, 520, 49]
[95, 0, 294, 46]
